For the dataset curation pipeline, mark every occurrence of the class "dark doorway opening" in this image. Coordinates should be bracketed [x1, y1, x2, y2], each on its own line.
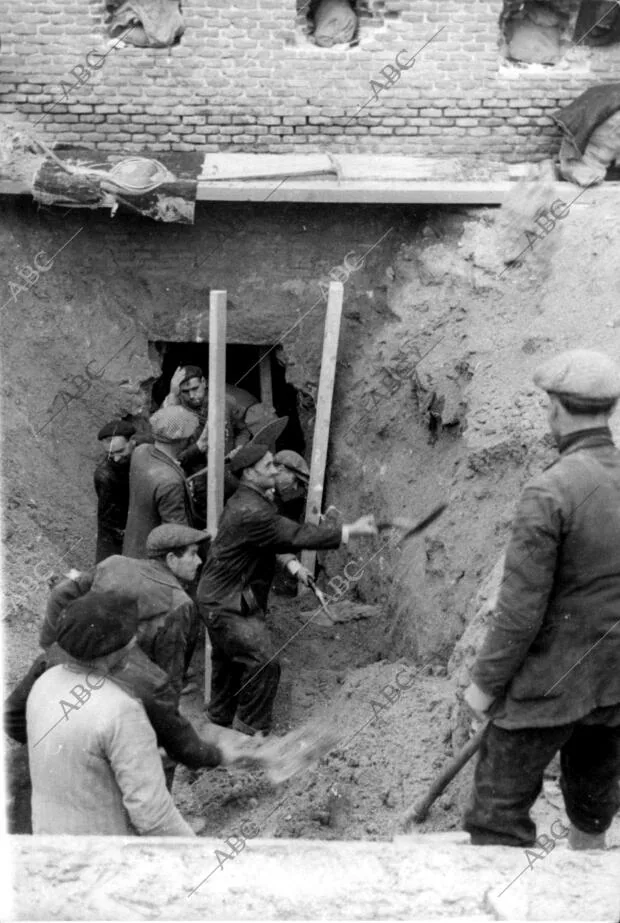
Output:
[148, 341, 306, 455]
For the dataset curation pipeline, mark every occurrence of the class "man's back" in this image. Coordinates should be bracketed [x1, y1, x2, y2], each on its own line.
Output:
[123, 444, 190, 558]
[94, 457, 130, 561]
[27, 664, 193, 836]
[475, 434, 620, 727]
[93, 555, 194, 692]
[42, 555, 194, 693]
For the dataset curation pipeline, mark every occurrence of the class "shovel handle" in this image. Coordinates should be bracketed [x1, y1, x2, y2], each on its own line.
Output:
[402, 724, 486, 830]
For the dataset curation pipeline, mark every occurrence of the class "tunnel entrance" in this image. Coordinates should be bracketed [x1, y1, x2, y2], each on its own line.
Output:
[148, 340, 306, 455]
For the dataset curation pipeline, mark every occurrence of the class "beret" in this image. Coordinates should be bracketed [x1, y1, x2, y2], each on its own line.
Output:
[179, 365, 204, 386]
[57, 591, 138, 661]
[97, 420, 136, 441]
[274, 449, 310, 483]
[146, 523, 210, 557]
[229, 443, 270, 474]
[534, 349, 620, 406]
[150, 406, 199, 443]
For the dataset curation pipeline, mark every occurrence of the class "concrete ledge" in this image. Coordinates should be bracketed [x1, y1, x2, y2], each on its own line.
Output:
[8, 833, 619, 920]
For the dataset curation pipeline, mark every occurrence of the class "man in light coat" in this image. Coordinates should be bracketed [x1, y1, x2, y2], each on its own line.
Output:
[27, 591, 194, 836]
[123, 406, 197, 559]
[464, 349, 620, 850]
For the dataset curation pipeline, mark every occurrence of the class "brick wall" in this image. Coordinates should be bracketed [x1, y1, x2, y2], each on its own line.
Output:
[2, 0, 620, 162]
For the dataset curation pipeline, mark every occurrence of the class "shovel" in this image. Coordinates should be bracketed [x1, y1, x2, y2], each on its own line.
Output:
[377, 502, 447, 542]
[401, 724, 487, 829]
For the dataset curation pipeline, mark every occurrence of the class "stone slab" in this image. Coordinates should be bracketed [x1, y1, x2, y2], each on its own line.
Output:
[7, 834, 620, 920]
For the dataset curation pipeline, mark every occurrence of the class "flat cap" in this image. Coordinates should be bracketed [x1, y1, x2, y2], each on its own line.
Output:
[229, 442, 270, 474]
[179, 365, 204, 386]
[146, 523, 210, 557]
[150, 406, 198, 443]
[97, 420, 136, 441]
[57, 591, 138, 661]
[274, 449, 309, 483]
[534, 349, 620, 407]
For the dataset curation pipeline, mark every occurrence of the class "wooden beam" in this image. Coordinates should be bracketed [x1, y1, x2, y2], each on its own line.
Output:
[301, 281, 344, 577]
[205, 289, 227, 705]
[258, 348, 274, 414]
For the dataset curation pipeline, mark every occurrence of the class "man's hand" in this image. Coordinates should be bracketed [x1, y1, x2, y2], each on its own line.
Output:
[225, 445, 243, 462]
[345, 514, 378, 538]
[217, 732, 265, 767]
[196, 421, 208, 453]
[464, 682, 495, 722]
[286, 559, 312, 586]
[170, 366, 186, 399]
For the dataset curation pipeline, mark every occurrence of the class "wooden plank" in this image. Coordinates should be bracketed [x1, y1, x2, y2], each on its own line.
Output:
[301, 281, 344, 578]
[258, 348, 274, 414]
[205, 289, 227, 706]
[199, 153, 336, 181]
[195, 180, 517, 204]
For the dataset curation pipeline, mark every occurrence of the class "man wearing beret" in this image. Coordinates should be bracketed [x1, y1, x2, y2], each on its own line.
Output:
[123, 406, 197, 559]
[464, 349, 620, 850]
[41, 524, 209, 696]
[94, 420, 136, 563]
[198, 444, 377, 736]
[6, 586, 263, 833]
[27, 591, 195, 835]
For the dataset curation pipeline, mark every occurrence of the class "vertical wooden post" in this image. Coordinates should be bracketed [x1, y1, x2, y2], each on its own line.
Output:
[259, 347, 274, 414]
[204, 289, 227, 706]
[301, 281, 344, 577]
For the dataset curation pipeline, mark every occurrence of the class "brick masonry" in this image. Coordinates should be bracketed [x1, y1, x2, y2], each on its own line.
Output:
[2, 1, 620, 162]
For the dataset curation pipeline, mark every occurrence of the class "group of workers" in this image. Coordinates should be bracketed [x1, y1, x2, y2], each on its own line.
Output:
[5, 349, 620, 853]
[5, 363, 376, 835]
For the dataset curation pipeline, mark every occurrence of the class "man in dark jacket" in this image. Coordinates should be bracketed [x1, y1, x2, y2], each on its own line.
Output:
[197, 443, 377, 736]
[463, 349, 620, 850]
[5, 592, 262, 833]
[41, 525, 209, 695]
[94, 420, 136, 562]
[123, 406, 197, 558]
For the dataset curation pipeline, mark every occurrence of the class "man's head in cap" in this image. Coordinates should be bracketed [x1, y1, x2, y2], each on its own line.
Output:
[57, 591, 138, 668]
[97, 420, 136, 467]
[229, 443, 277, 491]
[149, 406, 198, 458]
[534, 349, 620, 441]
[175, 365, 207, 412]
[273, 450, 309, 502]
[146, 523, 210, 584]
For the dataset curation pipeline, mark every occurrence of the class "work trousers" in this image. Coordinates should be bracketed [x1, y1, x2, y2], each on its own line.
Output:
[203, 609, 281, 735]
[464, 715, 620, 847]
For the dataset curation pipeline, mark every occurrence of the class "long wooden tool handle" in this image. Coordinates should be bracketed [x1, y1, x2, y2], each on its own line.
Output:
[402, 724, 486, 830]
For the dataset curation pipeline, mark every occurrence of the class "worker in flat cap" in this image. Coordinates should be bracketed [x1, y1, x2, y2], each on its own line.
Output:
[197, 444, 377, 736]
[123, 406, 198, 559]
[27, 591, 195, 836]
[42, 523, 210, 698]
[463, 349, 620, 850]
[94, 419, 137, 563]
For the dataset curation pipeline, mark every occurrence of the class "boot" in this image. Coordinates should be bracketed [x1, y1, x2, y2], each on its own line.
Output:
[567, 824, 606, 850]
